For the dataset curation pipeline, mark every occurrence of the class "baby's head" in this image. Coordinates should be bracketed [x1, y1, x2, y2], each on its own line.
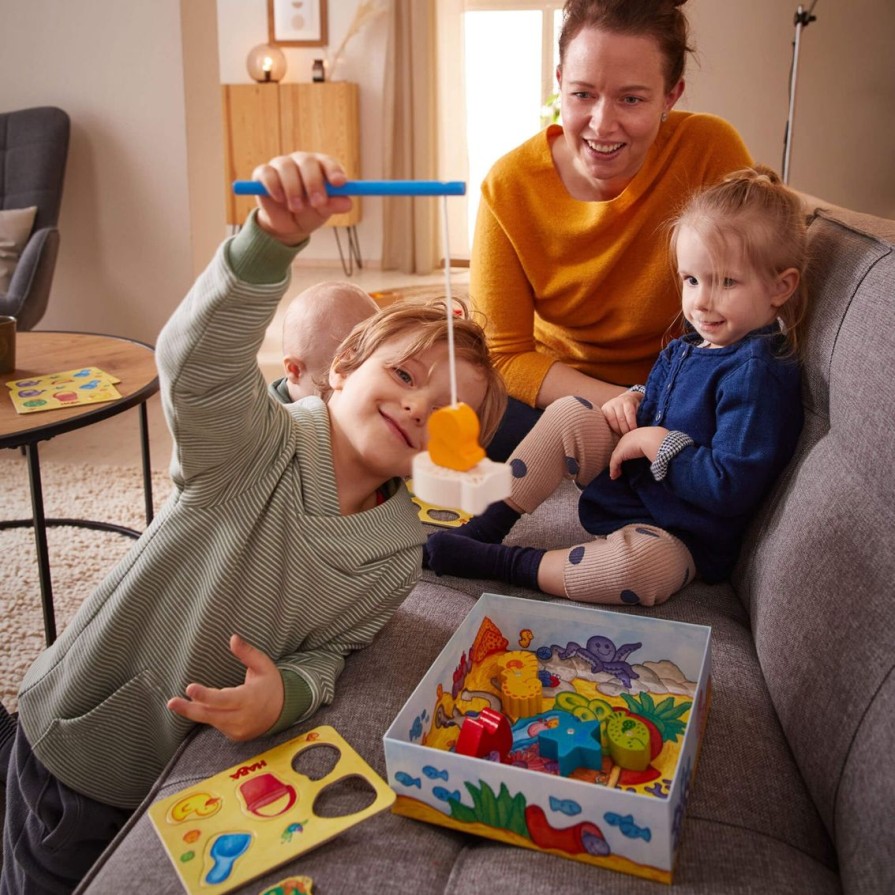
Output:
[670, 165, 809, 352]
[282, 281, 378, 400]
[326, 297, 507, 448]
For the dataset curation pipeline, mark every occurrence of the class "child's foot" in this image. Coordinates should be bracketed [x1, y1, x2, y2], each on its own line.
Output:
[424, 532, 544, 589]
[449, 500, 521, 544]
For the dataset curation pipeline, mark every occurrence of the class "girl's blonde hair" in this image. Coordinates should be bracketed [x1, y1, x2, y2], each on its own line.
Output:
[326, 297, 507, 447]
[669, 165, 809, 355]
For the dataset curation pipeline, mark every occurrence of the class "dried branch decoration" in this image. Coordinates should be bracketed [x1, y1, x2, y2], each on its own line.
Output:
[326, 0, 388, 81]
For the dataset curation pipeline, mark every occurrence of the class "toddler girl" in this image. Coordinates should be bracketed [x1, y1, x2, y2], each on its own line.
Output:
[425, 166, 808, 605]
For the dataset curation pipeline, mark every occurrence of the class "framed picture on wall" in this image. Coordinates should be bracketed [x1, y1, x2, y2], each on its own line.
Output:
[268, 0, 328, 47]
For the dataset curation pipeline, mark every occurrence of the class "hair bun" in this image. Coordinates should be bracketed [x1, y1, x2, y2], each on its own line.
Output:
[723, 164, 783, 188]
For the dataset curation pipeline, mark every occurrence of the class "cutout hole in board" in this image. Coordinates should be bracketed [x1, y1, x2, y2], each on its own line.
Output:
[291, 743, 341, 781]
[312, 774, 379, 818]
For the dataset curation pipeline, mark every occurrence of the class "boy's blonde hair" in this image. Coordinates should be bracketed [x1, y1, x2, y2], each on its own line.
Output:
[669, 165, 809, 354]
[326, 297, 507, 447]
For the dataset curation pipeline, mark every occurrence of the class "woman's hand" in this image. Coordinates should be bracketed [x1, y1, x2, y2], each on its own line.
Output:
[252, 152, 353, 246]
[602, 389, 643, 436]
[167, 634, 285, 741]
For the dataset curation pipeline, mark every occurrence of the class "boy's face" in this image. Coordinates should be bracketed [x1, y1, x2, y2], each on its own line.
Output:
[327, 332, 488, 480]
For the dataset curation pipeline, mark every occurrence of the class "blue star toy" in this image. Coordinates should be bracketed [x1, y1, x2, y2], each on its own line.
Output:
[538, 719, 603, 777]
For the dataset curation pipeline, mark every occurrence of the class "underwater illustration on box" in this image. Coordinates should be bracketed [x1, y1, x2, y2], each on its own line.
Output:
[386, 597, 711, 883]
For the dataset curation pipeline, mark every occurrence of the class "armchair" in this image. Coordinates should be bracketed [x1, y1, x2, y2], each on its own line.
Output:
[0, 106, 70, 330]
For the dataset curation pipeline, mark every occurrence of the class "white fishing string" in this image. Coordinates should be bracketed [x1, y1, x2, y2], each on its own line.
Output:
[441, 194, 458, 408]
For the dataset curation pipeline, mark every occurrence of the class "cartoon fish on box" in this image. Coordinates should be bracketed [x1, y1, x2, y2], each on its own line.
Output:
[549, 796, 582, 817]
[604, 811, 651, 842]
[422, 765, 449, 781]
[395, 772, 421, 789]
[432, 786, 461, 803]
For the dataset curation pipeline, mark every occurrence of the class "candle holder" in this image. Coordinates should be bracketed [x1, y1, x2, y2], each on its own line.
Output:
[246, 44, 287, 84]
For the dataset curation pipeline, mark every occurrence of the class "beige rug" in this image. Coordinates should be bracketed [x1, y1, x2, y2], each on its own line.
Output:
[0, 455, 173, 710]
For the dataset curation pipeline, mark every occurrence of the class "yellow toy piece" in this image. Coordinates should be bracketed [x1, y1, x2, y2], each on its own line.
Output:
[497, 651, 543, 721]
[258, 875, 315, 895]
[427, 402, 485, 471]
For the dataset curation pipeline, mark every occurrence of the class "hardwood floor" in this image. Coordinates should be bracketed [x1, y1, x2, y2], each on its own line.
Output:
[27, 264, 469, 471]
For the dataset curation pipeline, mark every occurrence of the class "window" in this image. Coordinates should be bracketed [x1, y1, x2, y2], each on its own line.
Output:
[439, 2, 563, 258]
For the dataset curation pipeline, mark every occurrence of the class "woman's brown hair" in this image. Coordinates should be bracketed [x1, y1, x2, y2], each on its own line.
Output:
[558, 0, 693, 90]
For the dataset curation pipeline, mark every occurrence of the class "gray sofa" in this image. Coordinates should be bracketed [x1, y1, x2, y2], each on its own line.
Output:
[78, 201, 895, 894]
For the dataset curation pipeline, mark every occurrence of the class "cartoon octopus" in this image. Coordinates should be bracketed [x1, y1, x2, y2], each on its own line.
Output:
[537, 635, 641, 688]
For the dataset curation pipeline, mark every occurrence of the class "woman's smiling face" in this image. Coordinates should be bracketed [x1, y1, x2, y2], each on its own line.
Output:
[557, 26, 683, 200]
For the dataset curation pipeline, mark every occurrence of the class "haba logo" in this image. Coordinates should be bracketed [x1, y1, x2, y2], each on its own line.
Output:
[230, 758, 268, 780]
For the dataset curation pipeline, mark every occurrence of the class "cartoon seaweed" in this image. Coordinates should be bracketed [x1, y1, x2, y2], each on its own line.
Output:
[446, 780, 529, 840]
[619, 692, 691, 743]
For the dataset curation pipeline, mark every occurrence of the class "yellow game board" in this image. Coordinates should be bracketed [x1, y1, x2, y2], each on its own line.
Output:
[149, 727, 395, 895]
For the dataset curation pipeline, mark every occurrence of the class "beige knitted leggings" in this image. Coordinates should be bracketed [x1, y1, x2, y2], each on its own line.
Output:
[510, 396, 695, 606]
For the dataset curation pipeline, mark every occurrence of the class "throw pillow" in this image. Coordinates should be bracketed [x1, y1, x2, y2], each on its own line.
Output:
[0, 206, 38, 294]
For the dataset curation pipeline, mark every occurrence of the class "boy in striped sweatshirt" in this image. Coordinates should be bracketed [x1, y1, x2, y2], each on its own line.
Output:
[0, 152, 506, 894]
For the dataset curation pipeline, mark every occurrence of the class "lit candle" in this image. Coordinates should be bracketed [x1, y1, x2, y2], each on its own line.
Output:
[262, 56, 272, 82]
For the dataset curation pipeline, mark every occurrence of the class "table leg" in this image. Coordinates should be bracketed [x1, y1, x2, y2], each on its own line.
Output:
[333, 225, 363, 277]
[139, 401, 154, 526]
[24, 443, 57, 645]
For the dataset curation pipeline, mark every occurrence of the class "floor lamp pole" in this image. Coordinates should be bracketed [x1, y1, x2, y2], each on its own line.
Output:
[782, 2, 819, 185]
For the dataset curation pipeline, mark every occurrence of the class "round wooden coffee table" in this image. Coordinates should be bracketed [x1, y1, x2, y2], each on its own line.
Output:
[0, 331, 159, 644]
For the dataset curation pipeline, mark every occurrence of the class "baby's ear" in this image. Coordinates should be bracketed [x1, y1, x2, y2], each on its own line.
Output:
[283, 357, 305, 384]
[771, 268, 800, 307]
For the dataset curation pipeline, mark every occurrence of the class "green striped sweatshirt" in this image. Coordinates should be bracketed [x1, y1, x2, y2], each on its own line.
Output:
[17, 216, 426, 808]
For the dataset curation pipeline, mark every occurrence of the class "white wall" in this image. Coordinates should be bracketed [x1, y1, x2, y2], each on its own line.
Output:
[0, 0, 223, 344]
[685, 0, 895, 218]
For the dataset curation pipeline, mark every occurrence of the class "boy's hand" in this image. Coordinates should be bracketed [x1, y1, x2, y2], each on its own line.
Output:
[602, 390, 643, 436]
[167, 634, 285, 741]
[609, 426, 668, 479]
[252, 152, 353, 246]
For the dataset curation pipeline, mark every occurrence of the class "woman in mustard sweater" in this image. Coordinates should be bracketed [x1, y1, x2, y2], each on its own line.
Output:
[474, 0, 752, 459]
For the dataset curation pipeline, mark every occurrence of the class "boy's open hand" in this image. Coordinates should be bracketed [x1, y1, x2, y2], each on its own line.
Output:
[167, 634, 285, 741]
[253, 152, 353, 246]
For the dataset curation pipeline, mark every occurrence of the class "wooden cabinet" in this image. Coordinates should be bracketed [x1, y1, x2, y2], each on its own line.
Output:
[221, 82, 361, 229]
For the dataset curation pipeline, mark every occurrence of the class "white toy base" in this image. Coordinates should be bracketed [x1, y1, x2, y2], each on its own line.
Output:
[411, 452, 513, 516]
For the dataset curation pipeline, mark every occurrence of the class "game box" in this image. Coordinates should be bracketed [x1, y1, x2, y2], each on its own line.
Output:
[384, 593, 712, 883]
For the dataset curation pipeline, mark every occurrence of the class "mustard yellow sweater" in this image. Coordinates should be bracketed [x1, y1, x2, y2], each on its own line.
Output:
[471, 112, 752, 404]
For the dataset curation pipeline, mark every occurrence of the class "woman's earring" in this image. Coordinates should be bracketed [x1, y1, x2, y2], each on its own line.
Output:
[661, 111, 668, 122]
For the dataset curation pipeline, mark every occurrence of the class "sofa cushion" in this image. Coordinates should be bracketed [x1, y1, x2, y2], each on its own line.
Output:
[0, 205, 37, 293]
[81, 487, 838, 893]
[733, 208, 895, 894]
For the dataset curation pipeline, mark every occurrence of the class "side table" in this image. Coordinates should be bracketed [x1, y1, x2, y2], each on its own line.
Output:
[0, 331, 159, 645]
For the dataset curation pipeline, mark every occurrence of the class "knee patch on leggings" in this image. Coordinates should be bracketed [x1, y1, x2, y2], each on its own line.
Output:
[508, 395, 617, 515]
[562, 524, 696, 606]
